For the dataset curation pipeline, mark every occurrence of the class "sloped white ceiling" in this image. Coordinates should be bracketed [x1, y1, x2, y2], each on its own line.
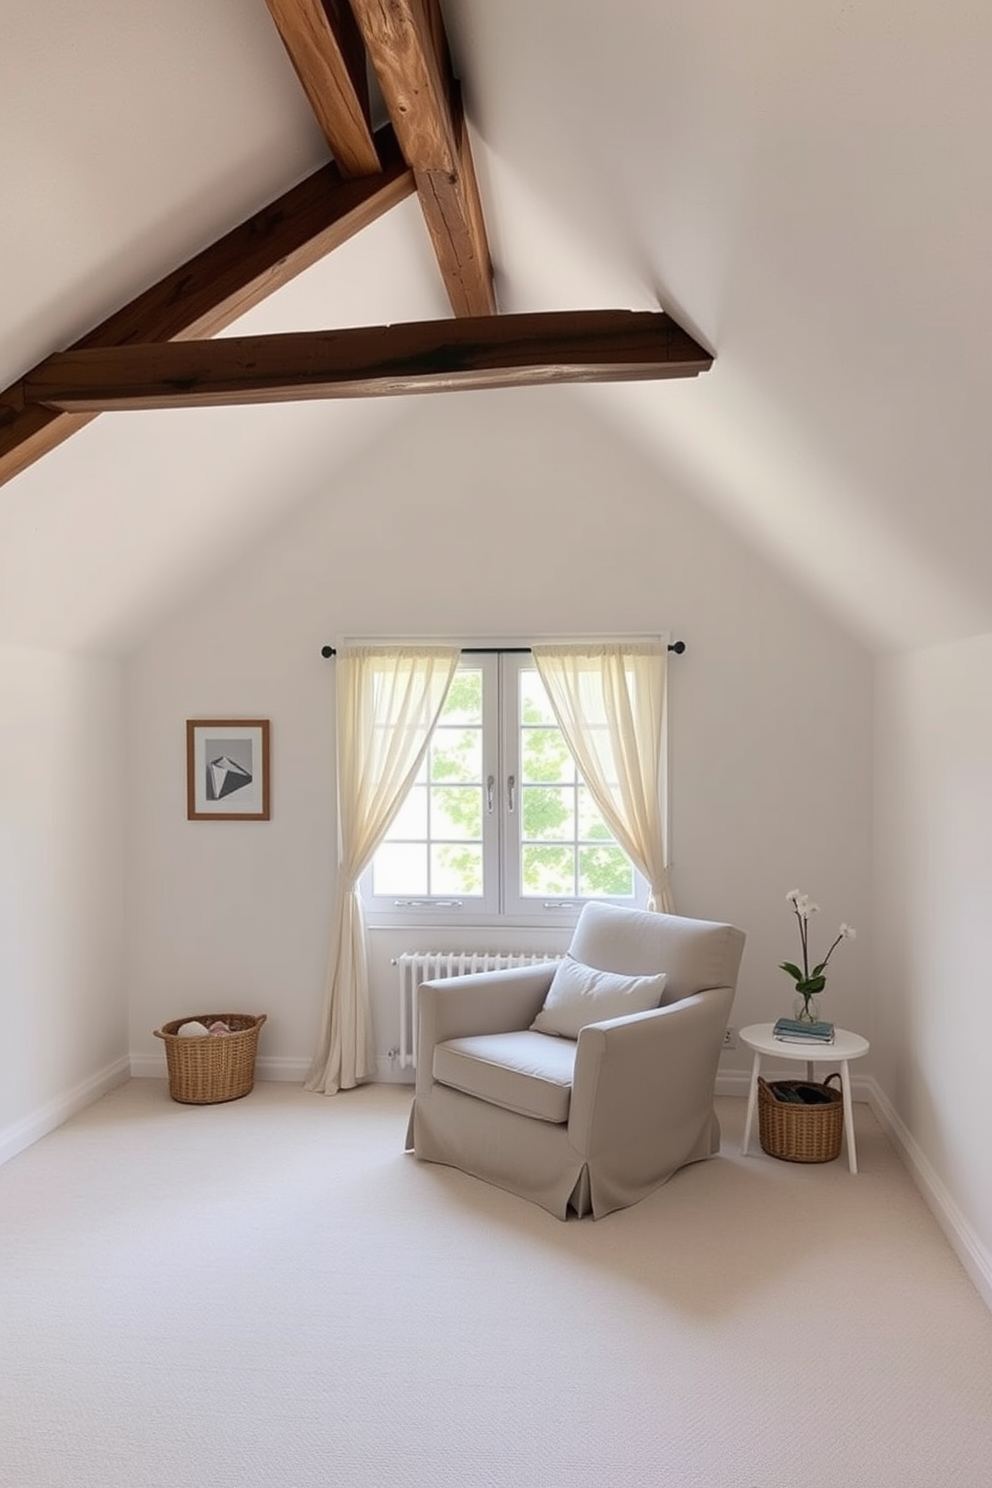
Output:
[3, 1, 992, 654]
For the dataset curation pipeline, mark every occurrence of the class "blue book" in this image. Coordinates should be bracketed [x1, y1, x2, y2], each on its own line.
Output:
[773, 1016, 835, 1043]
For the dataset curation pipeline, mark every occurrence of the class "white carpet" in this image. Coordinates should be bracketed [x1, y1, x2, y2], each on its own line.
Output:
[2, 1080, 991, 1488]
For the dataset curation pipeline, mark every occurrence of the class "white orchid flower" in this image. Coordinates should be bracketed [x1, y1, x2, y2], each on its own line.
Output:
[782, 890, 857, 1005]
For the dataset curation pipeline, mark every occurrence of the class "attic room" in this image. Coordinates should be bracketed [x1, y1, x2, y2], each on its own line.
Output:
[3, 3, 992, 1483]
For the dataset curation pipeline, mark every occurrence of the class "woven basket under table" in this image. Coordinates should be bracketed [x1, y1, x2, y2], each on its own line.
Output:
[154, 1013, 267, 1104]
[757, 1072, 843, 1163]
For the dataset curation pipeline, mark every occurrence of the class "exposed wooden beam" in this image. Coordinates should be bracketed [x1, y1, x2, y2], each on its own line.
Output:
[264, 0, 381, 177]
[348, 0, 496, 317]
[0, 128, 414, 489]
[25, 312, 713, 411]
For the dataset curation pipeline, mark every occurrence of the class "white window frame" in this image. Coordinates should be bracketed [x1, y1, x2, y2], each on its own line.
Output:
[361, 649, 649, 930]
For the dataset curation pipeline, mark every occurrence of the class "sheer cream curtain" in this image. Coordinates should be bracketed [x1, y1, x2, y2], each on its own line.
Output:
[531, 640, 674, 913]
[305, 645, 459, 1095]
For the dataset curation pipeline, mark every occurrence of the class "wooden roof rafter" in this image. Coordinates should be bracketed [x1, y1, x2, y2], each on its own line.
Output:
[347, 0, 496, 317]
[25, 312, 714, 411]
[1, 0, 715, 491]
[0, 128, 414, 488]
[269, 0, 496, 317]
[263, 0, 381, 178]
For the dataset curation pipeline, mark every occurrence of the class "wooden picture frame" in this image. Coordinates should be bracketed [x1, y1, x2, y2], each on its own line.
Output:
[186, 719, 270, 820]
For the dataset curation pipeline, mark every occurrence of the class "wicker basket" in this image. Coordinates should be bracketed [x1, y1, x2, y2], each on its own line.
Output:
[758, 1072, 843, 1163]
[154, 1013, 266, 1104]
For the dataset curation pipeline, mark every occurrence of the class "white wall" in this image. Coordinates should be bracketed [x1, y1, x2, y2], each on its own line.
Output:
[0, 644, 126, 1159]
[874, 634, 992, 1292]
[124, 387, 874, 1083]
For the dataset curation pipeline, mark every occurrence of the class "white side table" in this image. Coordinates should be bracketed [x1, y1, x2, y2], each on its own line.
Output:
[739, 1022, 870, 1173]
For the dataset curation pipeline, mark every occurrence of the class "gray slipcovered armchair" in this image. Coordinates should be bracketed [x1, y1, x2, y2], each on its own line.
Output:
[404, 902, 746, 1219]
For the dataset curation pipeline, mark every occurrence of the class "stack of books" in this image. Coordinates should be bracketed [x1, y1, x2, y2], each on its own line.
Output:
[773, 1016, 835, 1044]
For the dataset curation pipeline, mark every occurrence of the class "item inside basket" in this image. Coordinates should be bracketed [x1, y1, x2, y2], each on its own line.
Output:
[768, 1081, 834, 1105]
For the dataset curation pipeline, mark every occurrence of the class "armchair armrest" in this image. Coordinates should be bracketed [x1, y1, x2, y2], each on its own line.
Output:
[415, 963, 558, 1096]
[568, 986, 733, 1162]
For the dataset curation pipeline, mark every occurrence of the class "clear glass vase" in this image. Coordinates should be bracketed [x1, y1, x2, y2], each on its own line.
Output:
[793, 992, 821, 1024]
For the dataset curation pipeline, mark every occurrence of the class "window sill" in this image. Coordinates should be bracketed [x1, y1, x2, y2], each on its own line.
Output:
[365, 908, 582, 935]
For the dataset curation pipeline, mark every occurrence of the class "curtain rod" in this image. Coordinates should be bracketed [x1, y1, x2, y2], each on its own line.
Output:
[319, 641, 686, 658]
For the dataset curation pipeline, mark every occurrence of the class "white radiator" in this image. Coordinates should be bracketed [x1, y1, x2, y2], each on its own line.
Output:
[394, 950, 563, 1069]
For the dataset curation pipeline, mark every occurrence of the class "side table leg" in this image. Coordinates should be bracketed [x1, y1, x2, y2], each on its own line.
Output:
[839, 1060, 858, 1173]
[742, 1051, 761, 1155]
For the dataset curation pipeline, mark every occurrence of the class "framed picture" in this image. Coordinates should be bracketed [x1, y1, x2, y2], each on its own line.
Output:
[186, 719, 270, 821]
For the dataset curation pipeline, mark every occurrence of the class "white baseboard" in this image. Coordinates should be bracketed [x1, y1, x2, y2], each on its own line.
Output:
[716, 1065, 992, 1315]
[129, 1055, 168, 1078]
[255, 1056, 311, 1082]
[715, 1069, 874, 1101]
[131, 1048, 412, 1086]
[129, 1053, 311, 1082]
[715, 1070, 751, 1099]
[862, 1076, 992, 1314]
[376, 1055, 415, 1085]
[132, 1054, 407, 1084]
[131, 1053, 412, 1084]
[0, 1056, 131, 1169]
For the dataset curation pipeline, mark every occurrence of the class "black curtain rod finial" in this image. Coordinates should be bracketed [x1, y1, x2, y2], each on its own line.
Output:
[320, 641, 686, 657]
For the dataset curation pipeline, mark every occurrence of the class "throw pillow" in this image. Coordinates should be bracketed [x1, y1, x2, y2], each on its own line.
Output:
[531, 955, 667, 1040]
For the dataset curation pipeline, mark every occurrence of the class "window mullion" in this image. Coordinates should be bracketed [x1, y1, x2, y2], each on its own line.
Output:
[496, 654, 514, 916]
[462, 651, 499, 918]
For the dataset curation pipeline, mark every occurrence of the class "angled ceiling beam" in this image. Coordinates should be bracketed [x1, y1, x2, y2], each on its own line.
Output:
[348, 0, 496, 317]
[25, 311, 713, 410]
[0, 127, 414, 489]
[264, 0, 381, 177]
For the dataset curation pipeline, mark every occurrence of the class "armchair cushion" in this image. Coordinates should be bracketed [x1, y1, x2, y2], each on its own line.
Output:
[433, 1031, 577, 1123]
[530, 953, 667, 1039]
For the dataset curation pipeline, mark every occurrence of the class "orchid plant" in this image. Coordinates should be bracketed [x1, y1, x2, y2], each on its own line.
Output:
[781, 889, 856, 1019]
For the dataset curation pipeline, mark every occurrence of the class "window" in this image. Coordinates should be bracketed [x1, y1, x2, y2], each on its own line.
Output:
[363, 653, 645, 924]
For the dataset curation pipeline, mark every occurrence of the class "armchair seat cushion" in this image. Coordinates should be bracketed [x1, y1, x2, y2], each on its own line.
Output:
[433, 1030, 577, 1124]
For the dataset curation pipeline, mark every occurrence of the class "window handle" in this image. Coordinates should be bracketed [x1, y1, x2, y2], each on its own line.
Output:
[543, 901, 577, 910]
[486, 774, 495, 813]
[507, 774, 516, 812]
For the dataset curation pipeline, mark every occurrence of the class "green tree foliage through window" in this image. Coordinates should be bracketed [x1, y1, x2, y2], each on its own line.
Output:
[519, 673, 632, 899]
[368, 657, 638, 911]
